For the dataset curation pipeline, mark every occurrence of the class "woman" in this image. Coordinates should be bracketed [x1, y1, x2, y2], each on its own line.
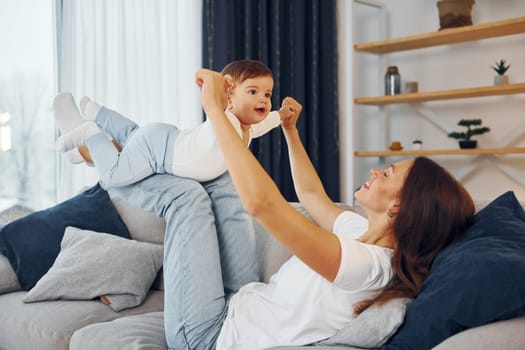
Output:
[170, 68, 475, 350]
[59, 68, 473, 349]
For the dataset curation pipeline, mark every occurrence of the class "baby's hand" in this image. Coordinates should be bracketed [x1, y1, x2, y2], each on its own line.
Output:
[278, 97, 302, 129]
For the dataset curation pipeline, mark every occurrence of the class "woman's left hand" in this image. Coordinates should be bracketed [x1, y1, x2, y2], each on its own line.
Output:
[195, 69, 233, 114]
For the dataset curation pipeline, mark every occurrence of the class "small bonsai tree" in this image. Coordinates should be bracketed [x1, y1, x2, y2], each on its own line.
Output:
[448, 119, 490, 141]
[491, 59, 510, 76]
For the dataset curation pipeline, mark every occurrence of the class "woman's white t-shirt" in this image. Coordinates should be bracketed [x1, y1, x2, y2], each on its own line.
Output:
[216, 210, 394, 350]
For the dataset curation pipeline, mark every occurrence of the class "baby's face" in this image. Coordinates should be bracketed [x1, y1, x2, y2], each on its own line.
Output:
[228, 75, 274, 125]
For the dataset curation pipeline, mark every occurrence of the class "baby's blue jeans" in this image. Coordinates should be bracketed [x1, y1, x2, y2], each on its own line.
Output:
[86, 106, 179, 187]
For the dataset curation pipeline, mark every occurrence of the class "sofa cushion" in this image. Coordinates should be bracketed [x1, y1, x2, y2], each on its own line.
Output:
[0, 253, 20, 294]
[0, 183, 131, 290]
[0, 219, 21, 294]
[0, 290, 163, 350]
[0, 205, 34, 222]
[109, 192, 166, 244]
[255, 203, 355, 283]
[70, 312, 167, 350]
[23, 227, 163, 311]
[384, 191, 525, 350]
[0, 221, 20, 294]
[434, 314, 525, 350]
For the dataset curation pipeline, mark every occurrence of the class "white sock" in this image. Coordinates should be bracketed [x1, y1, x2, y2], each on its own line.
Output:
[83, 100, 102, 122]
[79, 96, 116, 141]
[53, 92, 83, 132]
[79, 96, 92, 115]
[56, 121, 102, 152]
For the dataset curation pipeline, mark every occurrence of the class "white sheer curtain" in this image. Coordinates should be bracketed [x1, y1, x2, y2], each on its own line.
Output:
[58, 0, 202, 200]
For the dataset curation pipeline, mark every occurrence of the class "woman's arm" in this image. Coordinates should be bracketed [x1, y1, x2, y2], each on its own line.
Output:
[279, 97, 344, 231]
[196, 69, 342, 282]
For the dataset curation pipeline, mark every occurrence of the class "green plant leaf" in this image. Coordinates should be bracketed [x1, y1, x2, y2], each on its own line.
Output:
[448, 131, 467, 139]
[491, 59, 510, 75]
[458, 119, 481, 127]
[449, 119, 490, 140]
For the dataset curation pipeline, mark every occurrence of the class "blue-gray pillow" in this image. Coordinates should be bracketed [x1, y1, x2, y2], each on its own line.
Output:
[0, 183, 131, 290]
[384, 191, 525, 350]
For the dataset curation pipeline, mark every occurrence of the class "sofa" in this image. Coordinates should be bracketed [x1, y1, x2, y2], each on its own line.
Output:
[0, 184, 524, 350]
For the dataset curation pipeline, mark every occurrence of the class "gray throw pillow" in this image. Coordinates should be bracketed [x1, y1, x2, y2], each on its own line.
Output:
[23, 226, 163, 311]
[316, 297, 411, 348]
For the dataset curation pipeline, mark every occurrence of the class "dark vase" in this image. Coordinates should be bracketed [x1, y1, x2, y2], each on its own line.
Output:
[459, 140, 477, 149]
[385, 66, 401, 95]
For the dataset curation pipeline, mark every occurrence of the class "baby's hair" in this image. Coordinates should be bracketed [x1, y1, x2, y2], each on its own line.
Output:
[221, 59, 273, 84]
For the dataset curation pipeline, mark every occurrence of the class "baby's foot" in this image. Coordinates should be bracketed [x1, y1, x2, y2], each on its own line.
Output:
[79, 96, 92, 115]
[65, 148, 95, 167]
[79, 96, 101, 122]
[56, 121, 102, 152]
[53, 92, 83, 132]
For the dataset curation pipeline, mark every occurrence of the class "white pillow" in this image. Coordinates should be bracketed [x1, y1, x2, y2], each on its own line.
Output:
[23, 226, 163, 311]
[316, 297, 411, 348]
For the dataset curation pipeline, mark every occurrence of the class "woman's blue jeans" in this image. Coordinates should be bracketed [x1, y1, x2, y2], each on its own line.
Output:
[104, 172, 259, 349]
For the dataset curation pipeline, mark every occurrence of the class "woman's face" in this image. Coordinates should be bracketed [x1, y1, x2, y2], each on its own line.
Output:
[355, 159, 414, 215]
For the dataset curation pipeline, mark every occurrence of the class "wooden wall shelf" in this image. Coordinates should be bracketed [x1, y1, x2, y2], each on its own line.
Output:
[354, 17, 525, 54]
[354, 147, 525, 157]
[349, 6, 525, 195]
[354, 83, 525, 105]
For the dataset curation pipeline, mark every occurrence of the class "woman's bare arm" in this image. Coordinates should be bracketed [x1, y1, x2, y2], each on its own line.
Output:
[196, 69, 342, 282]
[279, 97, 344, 231]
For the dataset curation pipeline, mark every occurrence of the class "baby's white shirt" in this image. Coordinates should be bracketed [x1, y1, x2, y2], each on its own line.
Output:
[170, 110, 281, 181]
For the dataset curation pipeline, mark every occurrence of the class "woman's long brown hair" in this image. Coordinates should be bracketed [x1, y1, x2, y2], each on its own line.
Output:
[354, 157, 475, 314]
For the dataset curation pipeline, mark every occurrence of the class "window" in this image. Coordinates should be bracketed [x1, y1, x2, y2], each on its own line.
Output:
[0, 0, 57, 212]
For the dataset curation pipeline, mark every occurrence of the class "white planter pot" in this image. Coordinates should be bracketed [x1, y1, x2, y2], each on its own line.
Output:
[494, 75, 509, 85]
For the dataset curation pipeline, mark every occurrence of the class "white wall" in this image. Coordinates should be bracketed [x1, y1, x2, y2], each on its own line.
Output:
[340, 0, 525, 203]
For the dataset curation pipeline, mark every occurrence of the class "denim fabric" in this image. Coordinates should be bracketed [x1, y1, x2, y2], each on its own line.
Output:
[95, 106, 139, 147]
[106, 172, 258, 350]
[202, 173, 259, 294]
[86, 107, 178, 187]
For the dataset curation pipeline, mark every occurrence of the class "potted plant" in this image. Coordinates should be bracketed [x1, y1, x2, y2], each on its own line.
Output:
[492, 59, 510, 85]
[448, 119, 490, 149]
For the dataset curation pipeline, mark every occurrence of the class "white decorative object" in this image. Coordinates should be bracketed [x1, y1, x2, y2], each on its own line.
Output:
[494, 75, 509, 85]
[412, 140, 423, 150]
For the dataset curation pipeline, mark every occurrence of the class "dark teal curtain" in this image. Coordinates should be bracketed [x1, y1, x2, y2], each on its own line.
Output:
[203, 0, 339, 201]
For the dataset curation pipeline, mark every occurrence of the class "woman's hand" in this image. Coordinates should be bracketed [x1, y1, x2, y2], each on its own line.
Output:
[279, 97, 303, 130]
[195, 69, 233, 114]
